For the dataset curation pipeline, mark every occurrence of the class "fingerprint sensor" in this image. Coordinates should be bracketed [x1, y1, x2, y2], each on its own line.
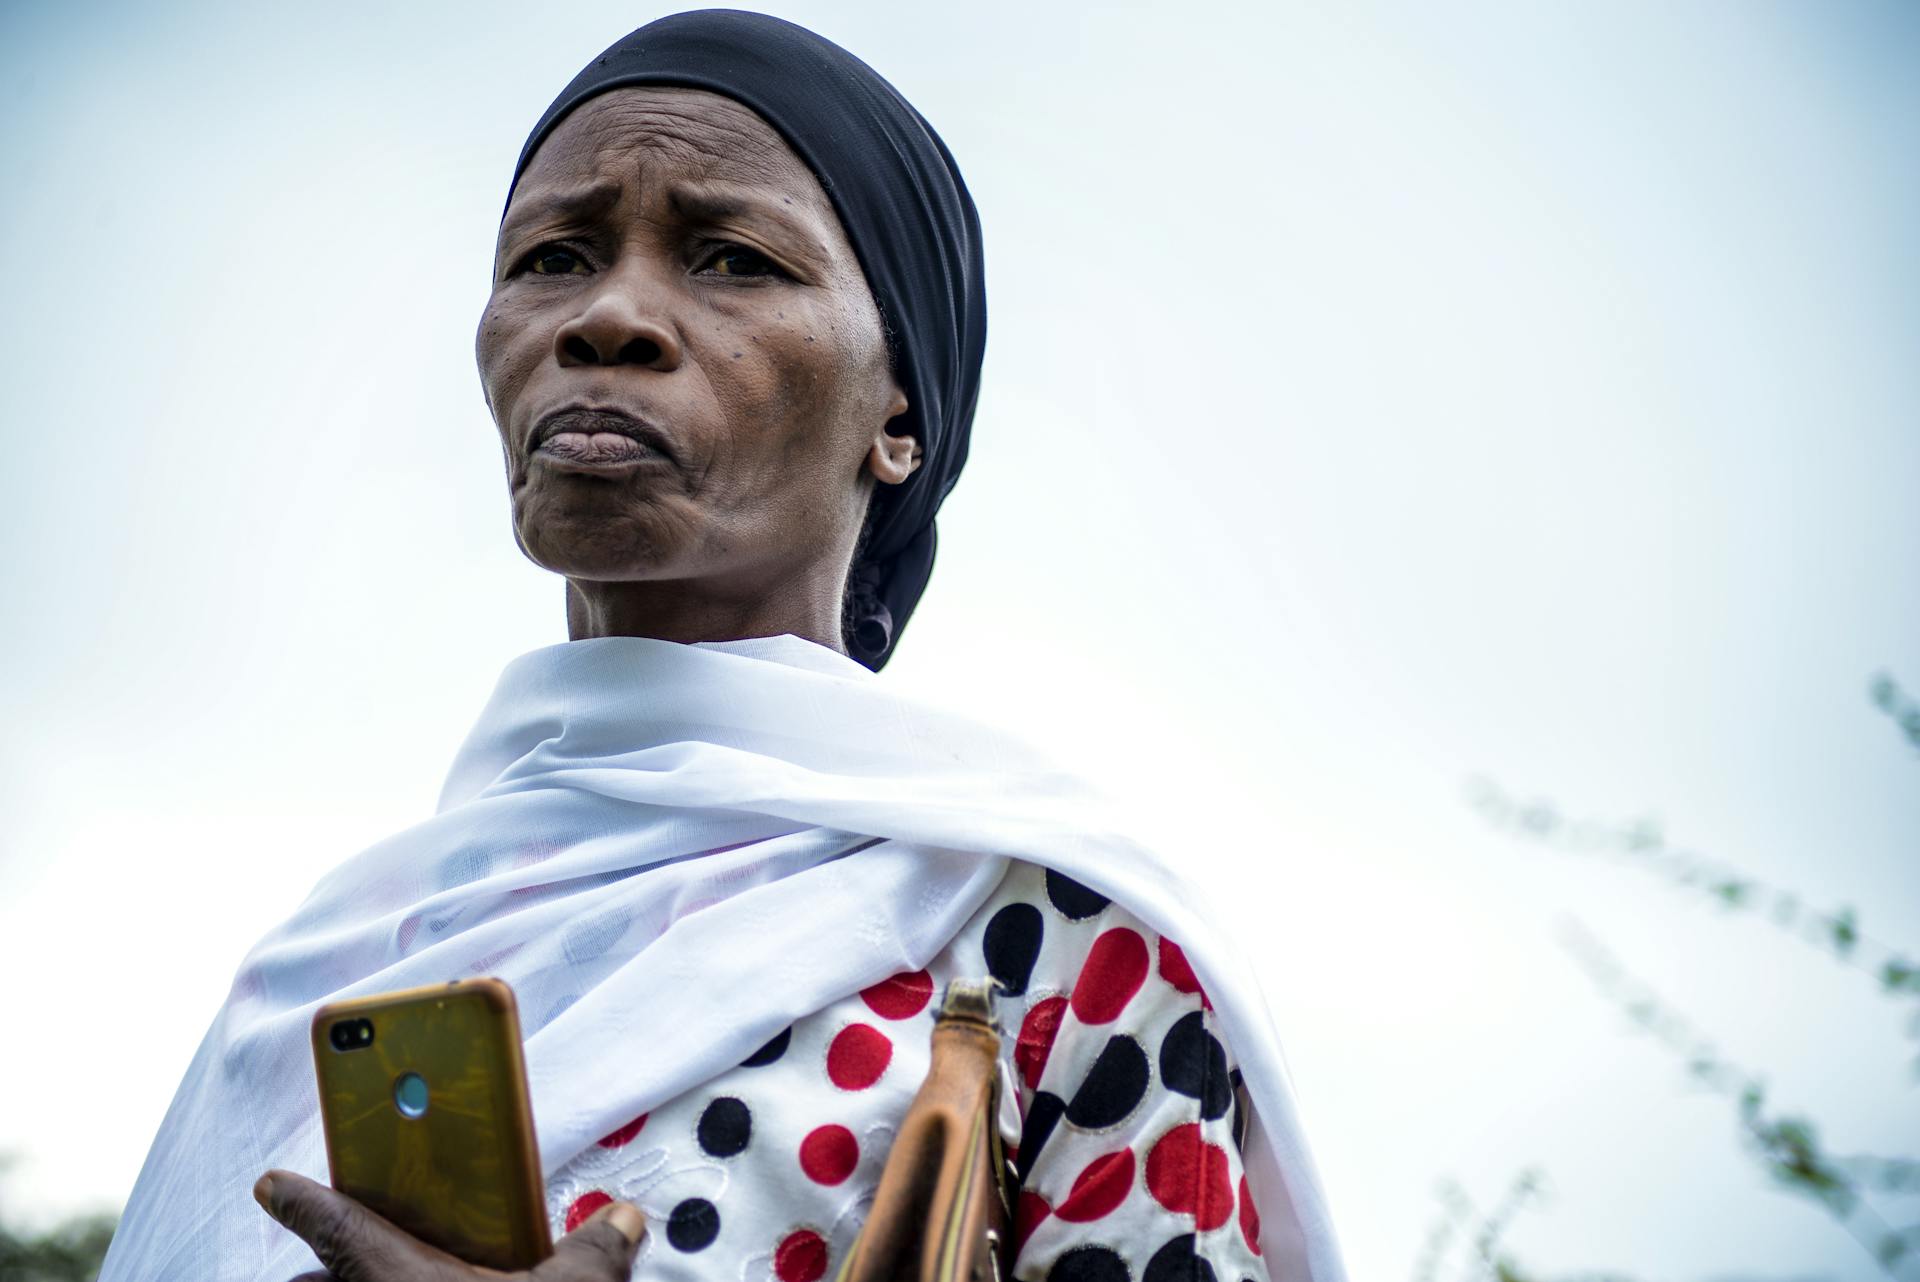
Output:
[393, 1071, 429, 1119]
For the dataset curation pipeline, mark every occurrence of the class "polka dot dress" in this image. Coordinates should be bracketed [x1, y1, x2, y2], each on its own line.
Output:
[543, 860, 1272, 1282]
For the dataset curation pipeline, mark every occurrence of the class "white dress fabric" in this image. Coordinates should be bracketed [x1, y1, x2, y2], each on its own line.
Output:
[98, 635, 1345, 1282]
[541, 858, 1270, 1282]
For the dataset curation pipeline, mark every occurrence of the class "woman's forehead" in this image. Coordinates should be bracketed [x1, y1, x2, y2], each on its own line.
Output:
[513, 85, 822, 207]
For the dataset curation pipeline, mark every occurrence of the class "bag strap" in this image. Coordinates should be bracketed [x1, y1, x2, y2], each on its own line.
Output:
[833, 978, 1013, 1282]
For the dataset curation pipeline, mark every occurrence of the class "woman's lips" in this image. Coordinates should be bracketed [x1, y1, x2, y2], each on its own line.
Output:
[537, 430, 655, 465]
[527, 407, 676, 474]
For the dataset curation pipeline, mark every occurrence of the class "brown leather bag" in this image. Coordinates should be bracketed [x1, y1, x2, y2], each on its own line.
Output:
[832, 978, 1014, 1282]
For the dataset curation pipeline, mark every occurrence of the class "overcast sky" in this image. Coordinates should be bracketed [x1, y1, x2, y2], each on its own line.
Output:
[2, 3, 1917, 1280]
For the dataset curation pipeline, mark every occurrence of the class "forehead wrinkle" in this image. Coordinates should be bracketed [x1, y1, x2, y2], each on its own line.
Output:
[500, 177, 622, 240]
[523, 91, 846, 242]
[519, 94, 817, 223]
[565, 89, 797, 182]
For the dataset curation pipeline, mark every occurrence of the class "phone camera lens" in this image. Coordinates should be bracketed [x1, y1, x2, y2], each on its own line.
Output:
[328, 1018, 376, 1052]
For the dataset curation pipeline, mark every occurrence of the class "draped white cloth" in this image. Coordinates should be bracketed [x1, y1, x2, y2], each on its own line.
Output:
[100, 635, 1346, 1282]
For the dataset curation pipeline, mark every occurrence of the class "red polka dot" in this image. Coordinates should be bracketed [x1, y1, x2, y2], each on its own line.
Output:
[596, 1112, 648, 1148]
[1016, 995, 1069, 1090]
[1014, 1190, 1052, 1255]
[799, 1124, 860, 1184]
[860, 969, 933, 1020]
[1159, 937, 1200, 993]
[1054, 1148, 1136, 1223]
[1159, 937, 1212, 1008]
[775, 1229, 829, 1282]
[1145, 1122, 1234, 1230]
[1239, 1174, 1262, 1255]
[826, 1023, 893, 1090]
[1070, 928, 1150, 1025]
[563, 1190, 611, 1233]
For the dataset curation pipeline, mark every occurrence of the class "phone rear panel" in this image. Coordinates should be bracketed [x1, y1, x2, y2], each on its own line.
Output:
[310, 979, 551, 1269]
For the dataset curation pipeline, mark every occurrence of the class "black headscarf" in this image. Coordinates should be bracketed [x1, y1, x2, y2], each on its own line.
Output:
[504, 9, 986, 671]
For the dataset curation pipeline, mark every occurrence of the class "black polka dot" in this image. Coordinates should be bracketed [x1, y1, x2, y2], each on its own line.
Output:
[1015, 1090, 1065, 1184]
[740, 1027, 790, 1067]
[561, 906, 630, 964]
[437, 848, 490, 891]
[983, 902, 1044, 996]
[1065, 1035, 1149, 1129]
[1144, 1235, 1215, 1282]
[1159, 1011, 1231, 1120]
[666, 1198, 720, 1252]
[1045, 870, 1110, 921]
[1230, 1067, 1247, 1148]
[1050, 1245, 1131, 1282]
[696, 1096, 752, 1157]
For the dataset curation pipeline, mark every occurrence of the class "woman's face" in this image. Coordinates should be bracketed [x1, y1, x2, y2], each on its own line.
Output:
[477, 86, 914, 616]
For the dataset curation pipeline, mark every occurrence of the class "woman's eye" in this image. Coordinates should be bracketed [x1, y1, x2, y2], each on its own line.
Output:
[523, 246, 588, 276]
[704, 245, 782, 278]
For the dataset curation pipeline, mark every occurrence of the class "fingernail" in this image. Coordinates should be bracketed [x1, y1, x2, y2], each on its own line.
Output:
[252, 1173, 276, 1215]
[593, 1201, 646, 1244]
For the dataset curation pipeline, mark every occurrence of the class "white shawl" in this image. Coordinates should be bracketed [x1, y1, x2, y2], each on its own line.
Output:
[100, 635, 1346, 1282]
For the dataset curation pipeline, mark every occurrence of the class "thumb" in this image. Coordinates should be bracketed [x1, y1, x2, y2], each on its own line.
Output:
[544, 1200, 646, 1278]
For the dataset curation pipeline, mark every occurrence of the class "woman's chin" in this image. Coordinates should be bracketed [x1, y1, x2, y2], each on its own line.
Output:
[515, 511, 689, 583]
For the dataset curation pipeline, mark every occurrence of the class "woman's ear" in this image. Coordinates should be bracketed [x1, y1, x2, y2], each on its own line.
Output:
[867, 387, 920, 485]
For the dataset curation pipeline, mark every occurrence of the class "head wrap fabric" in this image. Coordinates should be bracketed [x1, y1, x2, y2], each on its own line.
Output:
[503, 9, 986, 671]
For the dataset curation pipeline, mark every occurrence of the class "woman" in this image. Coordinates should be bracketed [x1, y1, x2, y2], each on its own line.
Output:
[97, 11, 1345, 1282]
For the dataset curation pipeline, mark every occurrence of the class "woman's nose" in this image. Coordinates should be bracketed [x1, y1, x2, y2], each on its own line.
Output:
[553, 281, 683, 371]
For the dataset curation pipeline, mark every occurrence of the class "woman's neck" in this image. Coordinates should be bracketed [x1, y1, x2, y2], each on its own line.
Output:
[562, 572, 851, 657]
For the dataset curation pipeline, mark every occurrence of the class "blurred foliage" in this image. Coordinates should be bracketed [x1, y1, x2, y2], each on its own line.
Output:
[0, 1210, 115, 1282]
[1414, 1169, 1550, 1282]
[1417, 1168, 1845, 1282]
[1416, 915, 1914, 1281]
[0, 1154, 114, 1282]
[1462, 775, 1920, 1078]
[1869, 672, 1920, 757]
[1558, 921, 1915, 1277]
[1419, 673, 1919, 1281]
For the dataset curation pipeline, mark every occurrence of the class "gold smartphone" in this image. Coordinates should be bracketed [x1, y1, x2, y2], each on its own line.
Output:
[310, 977, 553, 1270]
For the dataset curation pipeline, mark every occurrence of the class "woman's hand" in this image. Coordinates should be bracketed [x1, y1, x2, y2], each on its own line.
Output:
[254, 1169, 644, 1282]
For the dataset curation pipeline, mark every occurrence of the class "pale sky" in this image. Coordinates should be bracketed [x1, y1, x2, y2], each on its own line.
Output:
[2, 3, 1916, 1280]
